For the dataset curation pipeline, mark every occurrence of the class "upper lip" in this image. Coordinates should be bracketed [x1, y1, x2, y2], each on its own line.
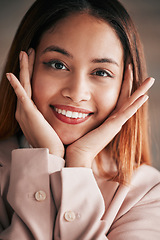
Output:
[51, 104, 93, 114]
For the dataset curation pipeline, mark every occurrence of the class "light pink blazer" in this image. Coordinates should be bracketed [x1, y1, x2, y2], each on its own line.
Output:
[0, 136, 160, 239]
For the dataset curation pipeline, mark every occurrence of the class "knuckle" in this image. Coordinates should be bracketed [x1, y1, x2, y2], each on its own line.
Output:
[20, 95, 25, 102]
[13, 82, 19, 91]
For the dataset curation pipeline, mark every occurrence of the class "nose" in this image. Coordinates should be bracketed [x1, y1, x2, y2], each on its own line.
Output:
[61, 73, 91, 103]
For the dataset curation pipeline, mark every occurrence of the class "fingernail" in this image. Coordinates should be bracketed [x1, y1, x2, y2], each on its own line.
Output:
[27, 48, 33, 56]
[144, 95, 149, 101]
[19, 51, 23, 61]
[6, 73, 11, 81]
[150, 77, 155, 85]
[128, 63, 132, 70]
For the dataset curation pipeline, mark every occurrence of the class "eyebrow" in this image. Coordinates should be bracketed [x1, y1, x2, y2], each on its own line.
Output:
[91, 58, 119, 67]
[42, 45, 119, 67]
[42, 45, 73, 58]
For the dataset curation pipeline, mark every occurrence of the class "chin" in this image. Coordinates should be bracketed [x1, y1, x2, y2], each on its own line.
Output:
[60, 135, 79, 145]
[56, 130, 84, 145]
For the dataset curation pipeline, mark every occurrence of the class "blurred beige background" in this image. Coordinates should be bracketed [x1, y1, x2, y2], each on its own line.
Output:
[0, 0, 160, 170]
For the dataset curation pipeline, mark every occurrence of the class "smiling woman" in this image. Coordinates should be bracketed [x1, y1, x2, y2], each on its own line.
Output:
[0, 0, 160, 239]
[32, 14, 124, 144]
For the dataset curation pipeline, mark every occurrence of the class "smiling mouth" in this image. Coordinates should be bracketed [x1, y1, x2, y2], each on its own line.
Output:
[55, 107, 90, 119]
[50, 105, 93, 124]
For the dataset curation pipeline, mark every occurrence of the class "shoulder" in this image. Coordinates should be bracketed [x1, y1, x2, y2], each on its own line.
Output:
[0, 136, 19, 167]
[115, 165, 160, 219]
[130, 164, 160, 203]
[96, 164, 160, 208]
[107, 166, 160, 239]
[131, 164, 160, 194]
[0, 136, 19, 195]
[133, 164, 160, 181]
[127, 164, 160, 204]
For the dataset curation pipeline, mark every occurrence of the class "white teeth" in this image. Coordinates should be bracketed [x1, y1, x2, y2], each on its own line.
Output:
[58, 109, 62, 114]
[54, 107, 89, 119]
[66, 111, 72, 117]
[62, 109, 66, 115]
[78, 112, 83, 118]
[72, 112, 79, 118]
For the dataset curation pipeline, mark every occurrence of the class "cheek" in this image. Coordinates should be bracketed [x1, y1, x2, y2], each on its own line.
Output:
[32, 65, 55, 109]
[97, 86, 121, 112]
[32, 82, 44, 107]
[32, 73, 51, 111]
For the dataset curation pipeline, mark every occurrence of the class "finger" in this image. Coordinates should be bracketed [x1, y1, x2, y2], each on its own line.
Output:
[28, 48, 35, 79]
[6, 73, 32, 110]
[116, 94, 149, 127]
[117, 77, 155, 114]
[124, 77, 154, 111]
[19, 51, 31, 97]
[117, 64, 133, 109]
[101, 95, 149, 148]
[82, 94, 149, 157]
[130, 77, 154, 101]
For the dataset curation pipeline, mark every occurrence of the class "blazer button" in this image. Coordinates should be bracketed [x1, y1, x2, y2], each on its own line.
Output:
[64, 211, 76, 222]
[35, 190, 46, 201]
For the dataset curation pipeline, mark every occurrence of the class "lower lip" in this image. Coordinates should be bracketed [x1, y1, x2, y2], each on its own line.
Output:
[52, 108, 91, 124]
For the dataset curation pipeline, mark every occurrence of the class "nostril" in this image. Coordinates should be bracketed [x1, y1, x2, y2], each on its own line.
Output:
[61, 82, 91, 102]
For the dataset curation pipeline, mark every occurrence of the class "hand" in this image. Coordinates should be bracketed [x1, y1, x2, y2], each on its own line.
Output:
[65, 65, 155, 168]
[6, 50, 64, 158]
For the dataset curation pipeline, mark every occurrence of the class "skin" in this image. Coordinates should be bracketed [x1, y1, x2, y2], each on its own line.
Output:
[6, 13, 154, 168]
[32, 13, 124, 145]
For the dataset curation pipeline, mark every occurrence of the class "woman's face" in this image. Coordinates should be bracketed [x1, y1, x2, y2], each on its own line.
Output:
[32, 13, 124, 145]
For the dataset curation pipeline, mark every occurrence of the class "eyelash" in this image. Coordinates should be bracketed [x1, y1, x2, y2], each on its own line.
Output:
[43, 60, 113, 78]
[91, 69, 113, 78]
[43, 60, 69, 71]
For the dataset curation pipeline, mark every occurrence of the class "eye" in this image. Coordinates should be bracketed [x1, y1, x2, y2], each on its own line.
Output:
[92, 69, 113, 78]
[43, 60, 68, 70]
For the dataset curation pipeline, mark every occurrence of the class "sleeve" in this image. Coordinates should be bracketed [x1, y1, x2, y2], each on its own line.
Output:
[0, 148, 65, 240]
[107, 182, 160, 240]
[51, 167, 109, 240]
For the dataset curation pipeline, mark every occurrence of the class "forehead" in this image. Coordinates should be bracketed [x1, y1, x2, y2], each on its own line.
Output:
[37, 13, 124, 61]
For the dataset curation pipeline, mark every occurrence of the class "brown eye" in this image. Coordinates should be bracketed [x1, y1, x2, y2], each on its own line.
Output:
[95, 70, 107, 76]
[43, 60, 68, 70]
[92, 70, 112, 78]
[52, 61, 66, 69]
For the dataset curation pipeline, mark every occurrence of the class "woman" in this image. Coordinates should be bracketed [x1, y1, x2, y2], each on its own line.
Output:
[0, 0, 159, 239]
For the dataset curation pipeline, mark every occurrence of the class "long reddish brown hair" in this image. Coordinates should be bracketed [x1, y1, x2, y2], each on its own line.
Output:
[0, 0, 150, 184]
